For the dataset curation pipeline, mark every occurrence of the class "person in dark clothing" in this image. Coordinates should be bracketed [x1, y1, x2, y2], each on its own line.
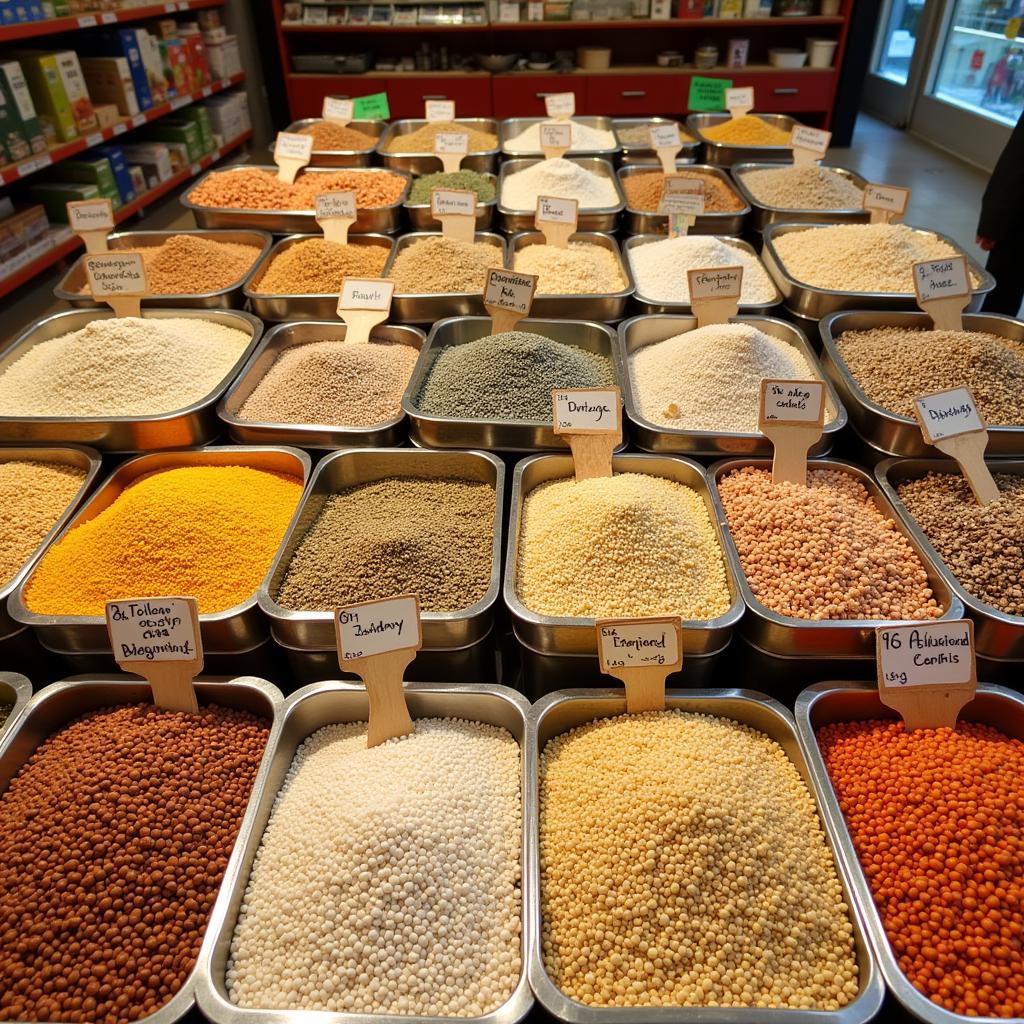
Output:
[977, 109, 1024, 316]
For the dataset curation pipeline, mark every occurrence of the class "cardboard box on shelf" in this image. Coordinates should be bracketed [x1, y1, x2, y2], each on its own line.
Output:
[16, 52, 78, 143]
[203, 90, 249, 143]
[117, 141, 172, 187]
[136, 29, 169, 105]
[181, 102, 214, 152]
[82, 29, 154, 111]
[196, 7, 222, 30]
[52, 154, 123, 208]
[30, 180, 101, 222]
[0, 61, 47, 154]
[161, 38, 189, 96]
[143, 118, 202, 162]
[181, 31, 210, 90]
[54, 50, 99, 135]
[206, 36, 241, 79]
[127, 162, 146, 195]
[80, 56, 140, 117]
[93, 102, 120, 128]
[0, 204, 49, 263]
[148, 17, 179, 39]
[91, 142, 138, 202]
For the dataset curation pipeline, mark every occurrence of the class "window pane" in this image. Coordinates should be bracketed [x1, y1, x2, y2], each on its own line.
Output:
[875, 0, 925, 84]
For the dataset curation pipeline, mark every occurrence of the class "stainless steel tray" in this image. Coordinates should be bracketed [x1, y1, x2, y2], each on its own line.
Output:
[219, 320, 424, 449]
[181, 165, 413, 234]
[618, 313, 846, 456]
[54, 229, 272, 309]
[707, 456, 964, 658]
[731, 162, 870, 232]
[819, 310, 1024, 457]
[403, 316, 621, 452]
[612, 117, 700, 166]
[0, 671, 31, 743]
[761, 221, 995, 321]
[405, 171, 497, 231]
[194, 679, 534, 1024]
[529, 687, 885, 1024]
[876, 457, 1024, 661]
[623, 233, 783, 315]
[795, 680, 1022, 1024]
[0, 674, 285, 1024]
[276, 117, 385, 166]
[243, 232, 396, 321]
[384, 230, 507, 323]
[11, 445, 311, 655]
[505, 453, 744, 655]
[497, 157, 625, 234]
[378, 118, 500, 174]
[500, 116, 619, 159]
[617, 162, 749, 236]
[0, 308, 263, 452]
[686, 112, 803, 166]
[259, 447, 503, 652]
[508, 231, 633, 320]
[0, 445, 102, 639]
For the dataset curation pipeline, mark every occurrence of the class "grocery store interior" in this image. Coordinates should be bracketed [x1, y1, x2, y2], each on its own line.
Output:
[1, 0, 1024, 1021]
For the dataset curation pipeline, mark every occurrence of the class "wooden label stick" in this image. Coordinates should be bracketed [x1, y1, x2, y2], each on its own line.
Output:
[315, 191, 357, 244]
[434, 130, 469, 174]
[337, 277, 394, 344]
[725, 86, 754, 120]
[660, 176, 705, 238]
[759, 378, 826, 486]
[536, 194, 578, 249]
[67, 198, 113, 254]
[544, 91, 575, 120]
[597, 616, 682, 713]
[425, 98, 456, 122]
[106, 597, 202, 713]
[322, 96, 353, 125]
[649, 122, 682, 176]
[484, 267, 538, 334]
[539, 121, 571, 160]
[335, 595, 421, 748]
[864, 182, 910, 224]
[688, 264, 742, 327]
[432, 187, 477, 243]
[552, 386, 622, 481]
[912, 255, 970, 332]
[877, 619, 977, 731]
[274, 130, 313, 184]
[85, 250, 147, 318]
[790, 125, 831, 168]
[913, 385, 1000, 505]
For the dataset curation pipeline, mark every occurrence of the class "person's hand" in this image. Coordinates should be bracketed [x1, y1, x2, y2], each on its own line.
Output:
[977, 234, 997, 251]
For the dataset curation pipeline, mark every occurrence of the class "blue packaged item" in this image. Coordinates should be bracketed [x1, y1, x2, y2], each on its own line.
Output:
[83, 29, 153, 110]
[92, 143, 138, 204]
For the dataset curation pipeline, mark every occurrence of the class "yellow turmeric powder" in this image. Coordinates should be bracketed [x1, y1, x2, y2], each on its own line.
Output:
[25, 465, 303, 615]
[701, 115, 793, 146]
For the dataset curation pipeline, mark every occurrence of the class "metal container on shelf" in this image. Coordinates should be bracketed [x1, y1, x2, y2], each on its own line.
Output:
[612, 116, 701, 165]
[707, 456, 963, 658]
[795, 680, 1022, 1024]
[730, 162, 870, 232]
[0, 674, 285, 1024]
[0, 309, 263, 452]
[499, 116, 620, 159]
[219, 320, 425, 449]
[384, 231, 507, 323]
[528, 687, 886, 1024]
[10, 445, 311, 657]
[507, 231, 633, 320]
[194, 679, 534, 1024]
[275, 117, 386, 166]
[54, 229, 273, 310]
[686, 113, 804, 166]
[378, 118, 501, 174]
[617, 162, 750, 236]
[181, 165, 413, 234]
[243, 232, 396, 322]
[505, 453, 744, 656]
[819, 310, 1024, 457]
[258, 447, 504, 654]
[402, 316, 621, 452]
[876, 457, 1024, 661]
[0, 671, 31, 743]
[760, 222, 995, 322]
[405, 172, 498, 231]
[497, 157, 625, 234]
[623, 234, 783, 315]
[617, 313, 846, 456]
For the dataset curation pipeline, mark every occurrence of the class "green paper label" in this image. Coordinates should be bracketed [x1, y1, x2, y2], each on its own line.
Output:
[353, 92, 390, 120]
[688, 76, 733, 112]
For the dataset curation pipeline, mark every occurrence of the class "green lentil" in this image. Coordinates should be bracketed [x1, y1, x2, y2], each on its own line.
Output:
[408, 170, 496, 205]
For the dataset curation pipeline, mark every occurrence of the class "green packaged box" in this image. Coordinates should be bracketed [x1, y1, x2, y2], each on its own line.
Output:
[180, 105, 214, 154]
[54, 156, 123, 209]
[142, 120, 202, 163]
[17, 52, 77, 143]
[29, 181, 100, 223]
[0, 75, 25, 165]
[0, 61, 47, 155]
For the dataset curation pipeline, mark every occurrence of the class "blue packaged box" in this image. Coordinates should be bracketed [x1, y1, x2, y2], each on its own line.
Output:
[91, 143, 139, 204]
[83, 29, 153, 110]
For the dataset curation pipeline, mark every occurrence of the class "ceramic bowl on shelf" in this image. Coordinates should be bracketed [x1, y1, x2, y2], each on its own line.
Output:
[769, 47, 809, 67]
[477, 52, 518, 71]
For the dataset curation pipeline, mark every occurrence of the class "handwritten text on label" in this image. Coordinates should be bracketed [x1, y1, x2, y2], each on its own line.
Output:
[337, 596, 421, 660]
[315, 191, 356, 219]
[790, 125, 831, 154]
[434, 131, 469, 154]
[85, 252, 146, 295]
[544, 92, 575, 118]
[275, 132, 314, 161]
[863, 183, 910, 215]
[598, 619, 680, 670]
[553, 388, 620, 433]
[913, 256, 970, 302]
[540, 122, 572, 150]
[688, 266, 742, 300]
[877, 620, 974, 688]
[322, 97, 353, 123]
[914, 386, 985, 442]
[107, 599, 198, 662]
[649, 123, 681, 149]
[485, 268, 537, 313]
[725, 86, 754, 112]
[431, 188, 476, 216]
[339, 278, 394, 310]
[536, 195, 578, 224]
[425, 99, 455, 122]
[760, 379, 825, 425]
[67, 198, 114, 233]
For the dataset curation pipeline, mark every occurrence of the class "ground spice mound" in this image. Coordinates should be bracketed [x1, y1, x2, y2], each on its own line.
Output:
[701, 115, 792, 145]
[387, 235, 503, 293]
[384, 120, 497, 152]
[817, 718, 1024, 1018]
[0, 702, 269, 1024]
[25, 465, 303, 615]
[615, 121, 694, 145]
[238, 338, 418, 427]
[298, 119, 377, 149]
[408, 169, 495, 204]
[738, 165, 864, 209]
[541, 710, 859, 1009]
[0, 460, 86, 586]
[274, 476, 494, 612]
[188, 168, 407, 210]
[717, 466, 943, 621]
[513, 241, 625, 294]
[836, 326, 1024, 422]
[621, 168, 743, 213]
[253, 238, 389, 293]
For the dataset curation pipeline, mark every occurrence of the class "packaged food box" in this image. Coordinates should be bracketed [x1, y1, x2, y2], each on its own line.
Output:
[206, 35, 241, 79]
[117, 141, 172, 187]
[53, 154, 122, 208]
[0, 61, 47, 154]
[180, 102, 214, 152]
[80, 55, 140, 116]
[17, 51, 78, 142]
[144, 117, 202, 161]
[91, 143, 138, 203]
[53, 50, 98, 135]
[30, 180, 101, 222]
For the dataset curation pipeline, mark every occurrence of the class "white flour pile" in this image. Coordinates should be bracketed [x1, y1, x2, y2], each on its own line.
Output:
[505, 119, 615, 152]
[501, 158, 618, 209]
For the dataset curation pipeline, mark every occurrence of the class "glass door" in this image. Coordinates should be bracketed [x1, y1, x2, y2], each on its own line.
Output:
[863, 0, 936, 124]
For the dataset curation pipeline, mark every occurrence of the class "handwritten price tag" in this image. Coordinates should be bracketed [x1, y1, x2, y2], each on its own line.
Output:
[431, 187, 477, 242]
[274, 131, 313, 182]
[688, 264, 742, 323]
[86, 251, 147, 316]
[107, 598, 200, 662]
[913, 385, 984, 443]
[425, 98, 455, 122]
[536, 194, 578, 247]
[725, 86, 754, 118]
[339, 277, 394, 311]
[544, 92, 575, 119]
[790, 125, 831, 166]
[759, 379, 826, 427]
[864, 182, 910, 223]
[912, 255, 971, 332]
[552, 387, 621, 434]
[336, 595, 422, 661]
[323, 96, 353, 124]
[484, 267, 538, 333]
[67, 197, 114, 233]
[598, 618, 680, 670]
[434, 130, 468, 172]
[539, 121, 572, 159]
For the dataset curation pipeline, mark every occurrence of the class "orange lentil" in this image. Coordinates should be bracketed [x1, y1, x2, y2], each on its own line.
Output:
[621, 168, 744, 213]
[817, 718, 1024, 1018]
[188, 168, 407, 211]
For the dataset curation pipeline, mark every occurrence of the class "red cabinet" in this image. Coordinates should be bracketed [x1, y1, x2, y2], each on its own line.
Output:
[724, 71, 836, 112]
[286, 73, 492, 119]
[492, 75, 588, 117]
[586, 74, 686, 115]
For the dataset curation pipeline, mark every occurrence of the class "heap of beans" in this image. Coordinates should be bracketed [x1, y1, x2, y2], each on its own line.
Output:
[615, 120, 693, 145]
[297, 119, 377, 149]
[0, 702, 269, 1024]
[188, 168, 407, 210]
[701, 115, 792, 145]
[737, 165, 864, 210]
[226, 718, 521, 1016]
[252, 238, 389, 293]
[717, 466, 943, 621]
[818, 718, 1024, 1018]
[621, 168, 744, 213]
[513, 241, 625, 294]
[384, 120, 497, 152]
[540, 710, 859, 1009]
[387, 235, 503, 293]
[407, 169, 495, 204]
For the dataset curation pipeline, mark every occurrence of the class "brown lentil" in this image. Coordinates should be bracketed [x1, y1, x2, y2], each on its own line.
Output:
[297, 120, 377, 150]
[387, 235, 503, 293]
[253, 238, 389, 294]
[621, 168, 743, 213]
[717, 466, 943, 621]
[0, 702, 269, 1024]
[383, 120, 497, 153]
[188, 168, 407, 211]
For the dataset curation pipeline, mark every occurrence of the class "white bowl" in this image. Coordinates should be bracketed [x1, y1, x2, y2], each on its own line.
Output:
[769, 48, 808, 68]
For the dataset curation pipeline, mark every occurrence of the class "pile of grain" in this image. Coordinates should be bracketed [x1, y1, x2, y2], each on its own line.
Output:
[253, 238, 389, 293]
[387, 235, 503, 293]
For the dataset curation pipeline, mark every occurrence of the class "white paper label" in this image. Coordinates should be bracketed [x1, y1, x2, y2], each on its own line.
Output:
[485, 268, 537, 313]
[913, 256, 970, 303]
[337, 596, 421, 660]
[339, 277, 394, 310]
[726, 86, 754, 112]
[107, 598, 199, 662]
[316, 191, 357, 219]
[660, 177, 705, 215]
[649, 123, 681, 149]
[544, 92, 575, 119]
[863, 183, 910, 216]
[598, 619, 680, 670]
[688, 265, 742, 301]
[553, 388, 620, 433]
[434, 130, 469, 154]
[540, 121, 572, 150]
[498, 1, 519, 19]
[536, 195, 578, 224]
[790, 125, 831, 155]
[425, 99, 455, 122]
[760, 379, 826, 425]
[67, 198, 114, 233]
[877, 620, 974, 688]
[431, 188, 476, 216]
[275, 131, 314, 161]
[528, 1, 544, 18]
[85, 252, 147, 295]
[914, 386, 985, 442]
[323, 97, 354, 123]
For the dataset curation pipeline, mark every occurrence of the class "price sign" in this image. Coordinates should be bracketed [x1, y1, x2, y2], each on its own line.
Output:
[864, 182, 910, 224]
[274, 130, 313, 183]
[544, 91, 575, 120]
[85, 251, 148, 318]
[539, 120, 572, 160]
[553, 386, 622, 481]
[649, 122, 682, 174]
[337, 277, 395, 344]
[323, 96, 353, 125]
[315, 190, 357, 244]
[66, 198, 113, 254]
[484, 267, 538, 334]
[912, 255, 970, 331]
[425, 98, 455, 122]
[431, 187, 477, 242]
[790, 125, 831, 166]
[758, 378, 826, 485]
[535, 194, 578, 248]
[434, 130, 469, 172]
[660, 176, 704, 236]
[687, 265, 742, 327]
[688, 75, 732, 112]
[352, 92, 390, 120]
[725, 86, 754, 119]
[597, 615, 683, 713]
